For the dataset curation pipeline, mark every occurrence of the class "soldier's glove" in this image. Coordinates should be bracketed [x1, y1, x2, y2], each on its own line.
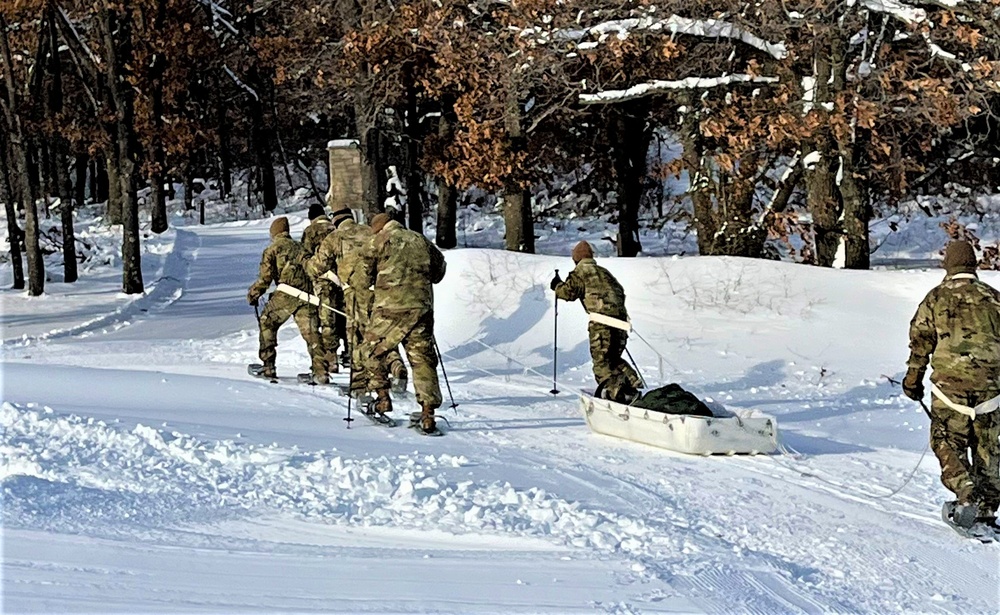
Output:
[902, 368, 925, 401]
[247, 289, 261, 306]
[549, 273, 563, 291]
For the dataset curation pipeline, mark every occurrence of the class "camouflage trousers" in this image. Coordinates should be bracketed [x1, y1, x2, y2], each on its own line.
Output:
[589, 323, 643, 397]
[344, 289, 405, 394]
[258, 293, 325, 377]
[313, 280, 342, 371]
[930, 388, 1000, 514]
[361, 308, 440, 408]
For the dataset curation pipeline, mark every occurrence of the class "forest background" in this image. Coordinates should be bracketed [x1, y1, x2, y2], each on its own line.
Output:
[1, 0, 999, 296]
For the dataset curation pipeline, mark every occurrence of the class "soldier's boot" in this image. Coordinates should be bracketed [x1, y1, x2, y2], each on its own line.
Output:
[977, 501, 999, 528]
[371, 389, 393, 415]
[262, 362, 277, 379]
[952, 502, 978, 529]
[390, 360, 408, 394]
[418, 403, 437, 433]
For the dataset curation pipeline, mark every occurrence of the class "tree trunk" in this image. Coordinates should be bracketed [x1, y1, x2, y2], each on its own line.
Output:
[805, 40, 845, 268]
[149, 35, 168, 235]
[355, 91, 385, 220]
[184, 165, 194, 210]
[106, 152, 122, 224]
[0, 136, 25, 289]
[403, 67, 424, 233]
[502, 91, 533, 253]
[57, 150, 77, 283]
[74, 153, 87, 208]
[93, 157, 109, 204]
[102, 8, 143, 294]
[435, 106, 457, 249]
[611, 105, 648, 257]
[679, 101, 719, 256]
[39, 142, 52, 218]
[840, 145, 870, 269]
[0, 15, 43, 294]
[16, 144, 43, 294]
[46, 8, 77, 283]
[216, 79, 232, 199]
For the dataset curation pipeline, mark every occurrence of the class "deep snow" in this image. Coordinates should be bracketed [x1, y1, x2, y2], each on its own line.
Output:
[2, 212, 999, 613]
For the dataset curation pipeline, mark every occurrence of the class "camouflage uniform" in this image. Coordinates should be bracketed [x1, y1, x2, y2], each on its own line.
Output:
[301, 215, 342, 371]
[306, 217, 406, 394]
[247, 224, 324, 379]
[554, 257, 643, 401]
[360, 219, 446, 417]
[906, 272, 1000, 517]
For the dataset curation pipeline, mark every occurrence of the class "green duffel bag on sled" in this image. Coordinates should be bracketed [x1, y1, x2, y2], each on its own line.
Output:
[631, 383, 714, 417]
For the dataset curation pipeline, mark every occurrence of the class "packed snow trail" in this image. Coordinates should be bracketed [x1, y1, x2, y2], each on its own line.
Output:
[3, 215, 998, 613]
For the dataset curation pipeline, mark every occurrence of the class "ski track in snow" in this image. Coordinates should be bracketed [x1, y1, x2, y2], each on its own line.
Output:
[3, 217, 998, 613]
[1, 228, 195, 348]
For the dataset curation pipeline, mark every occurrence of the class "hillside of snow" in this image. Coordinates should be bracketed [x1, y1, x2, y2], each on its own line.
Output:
[2, 212, 998, 613]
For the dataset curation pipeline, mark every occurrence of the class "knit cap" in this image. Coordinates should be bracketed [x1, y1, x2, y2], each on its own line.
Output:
[370, 213, 392, 234]
[308, 203, 327, 220]
[943, 240, 978, 275]
[572, 240, 594, 263]
[269, 217, 290, 238]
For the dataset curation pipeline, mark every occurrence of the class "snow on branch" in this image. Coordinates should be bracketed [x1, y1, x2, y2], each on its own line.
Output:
[860, 0, 927, 24]
[579, 74, 779, 105]
[194, 0, 239, 36]
[57, 5, 101, 66]
[224, 65, 258, 101]
[551, 14, 788, 60]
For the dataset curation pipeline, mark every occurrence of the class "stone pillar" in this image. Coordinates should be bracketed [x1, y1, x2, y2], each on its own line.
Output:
[327, 139, 364, 221]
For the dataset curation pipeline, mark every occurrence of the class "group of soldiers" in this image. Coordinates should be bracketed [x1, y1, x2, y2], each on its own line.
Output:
[248, 205, 1000, 531]
[247, 203, 446, 434]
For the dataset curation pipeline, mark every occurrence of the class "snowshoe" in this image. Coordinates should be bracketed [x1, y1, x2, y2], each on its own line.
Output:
[297, 372, 331, 386]
[361, 398, 397, 427]
[942, 502, 996, 543]
[248, 363, 277, 383]
[408, 411, 444, 437]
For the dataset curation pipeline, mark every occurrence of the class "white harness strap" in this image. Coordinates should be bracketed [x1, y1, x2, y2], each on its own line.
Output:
[588, 312, 632, 332]
[930, 383, 1000, 418]
[320, 270, 343, 287]
[948, 273, 978, 281]
[275, 283, 348, 318]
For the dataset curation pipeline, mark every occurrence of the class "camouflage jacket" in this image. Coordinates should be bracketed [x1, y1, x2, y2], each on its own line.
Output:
[248, 232, 311, 298]
[301, 216, 334, 257]
[908, 274, 1000, 393]
[554, 258, 628, 321]
[366, 220, 446, 311]
[306, 219, 375, 293]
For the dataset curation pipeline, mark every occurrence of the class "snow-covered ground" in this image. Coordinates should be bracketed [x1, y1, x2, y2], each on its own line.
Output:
[2, 211, 999, 613]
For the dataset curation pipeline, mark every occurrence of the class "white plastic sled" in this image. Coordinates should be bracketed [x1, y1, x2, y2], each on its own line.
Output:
[579, 392, 778, 456]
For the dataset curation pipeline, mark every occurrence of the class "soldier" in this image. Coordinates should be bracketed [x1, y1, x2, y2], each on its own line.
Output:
[305, 208, 408, 396]
[247, 217, 326, 382]
[301, 203, 340, 373]
[904, 240, 1000, 530]
[551, 240, 643, 404]
[360, 213, 447, 433]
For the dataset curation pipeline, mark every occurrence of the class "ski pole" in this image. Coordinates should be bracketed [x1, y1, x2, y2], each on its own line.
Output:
[918, 399, 932, 420]
[433, 337, 459, 412]
[625, 347, 647, 389]
[551, 269, 560, 395]
[344, 361, 355, 429]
